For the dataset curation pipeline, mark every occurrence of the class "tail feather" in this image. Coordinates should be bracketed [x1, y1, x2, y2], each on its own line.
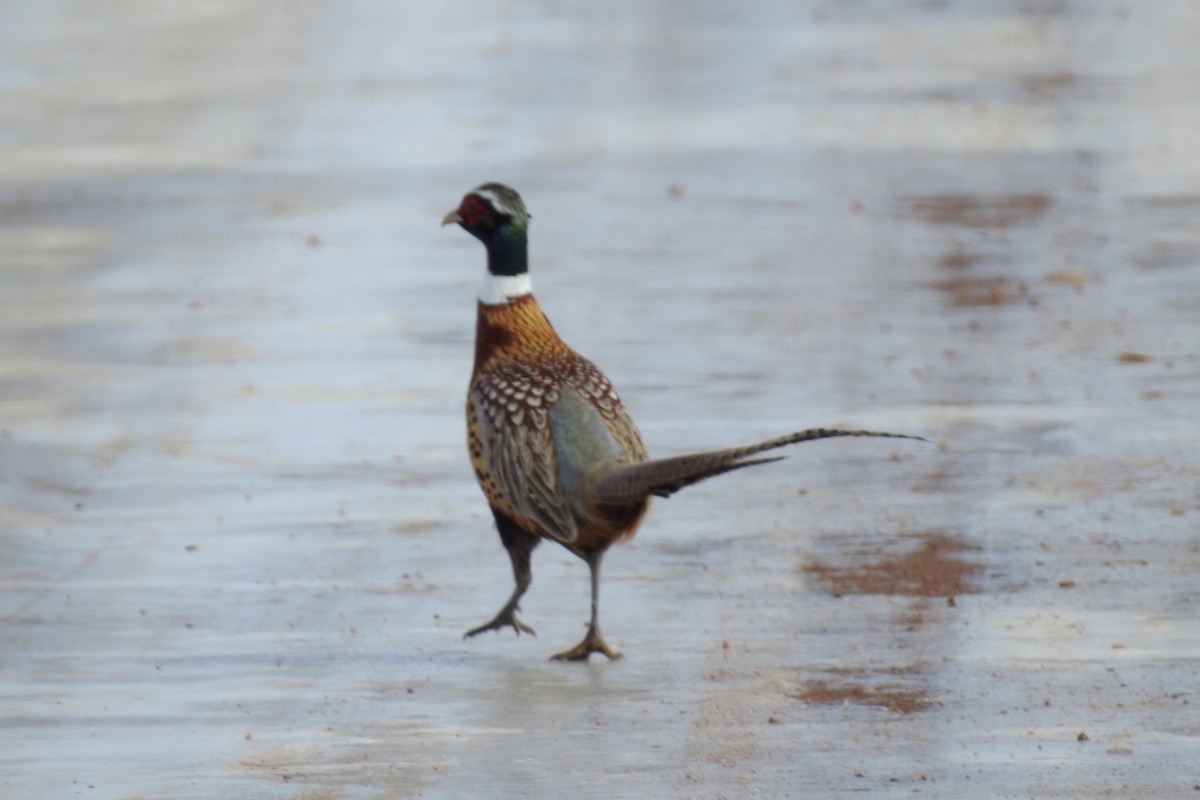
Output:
[592, 428, 928, 505]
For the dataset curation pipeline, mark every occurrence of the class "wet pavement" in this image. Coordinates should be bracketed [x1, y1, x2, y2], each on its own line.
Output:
[2, 2, 1199, 798]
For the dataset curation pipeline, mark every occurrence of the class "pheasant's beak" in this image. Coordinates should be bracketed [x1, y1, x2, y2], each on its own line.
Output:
[441, 209, 462, 227]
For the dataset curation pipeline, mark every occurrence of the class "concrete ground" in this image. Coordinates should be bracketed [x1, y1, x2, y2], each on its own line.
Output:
[2, 2, 1198, 798]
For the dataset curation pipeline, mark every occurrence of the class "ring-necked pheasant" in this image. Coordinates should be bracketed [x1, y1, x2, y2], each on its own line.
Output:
[442, 182, 925, 661]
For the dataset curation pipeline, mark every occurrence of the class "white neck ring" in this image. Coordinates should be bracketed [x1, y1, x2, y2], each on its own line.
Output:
[478, 273, 532, 305]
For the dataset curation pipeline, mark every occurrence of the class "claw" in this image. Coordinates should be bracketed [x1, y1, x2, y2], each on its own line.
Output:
[464, 607, 536, 639]
[550, 625, 621, 661]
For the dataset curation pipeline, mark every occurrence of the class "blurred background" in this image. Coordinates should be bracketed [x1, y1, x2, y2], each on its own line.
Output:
[2, 2, 1197, 797]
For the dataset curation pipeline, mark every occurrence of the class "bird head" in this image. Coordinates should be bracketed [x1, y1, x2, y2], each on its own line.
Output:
[442, 183, 529, 241]
[443, 183, 531, 279]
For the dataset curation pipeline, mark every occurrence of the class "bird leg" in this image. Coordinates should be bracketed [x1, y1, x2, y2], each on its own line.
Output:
[464, 591, 535, 638]
[465, 511, 539, 639]
[551, 550, 622, 661]
[550, 623, 620, 661]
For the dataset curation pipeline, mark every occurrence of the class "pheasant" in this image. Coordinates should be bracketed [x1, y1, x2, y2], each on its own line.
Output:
[442, 182, 925, 661]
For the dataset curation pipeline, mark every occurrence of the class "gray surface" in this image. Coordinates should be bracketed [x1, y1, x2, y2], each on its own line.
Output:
[3, 2, 1199, 798]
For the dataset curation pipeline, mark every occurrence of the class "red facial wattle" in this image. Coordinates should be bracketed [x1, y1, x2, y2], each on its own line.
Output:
[458, 194, 492, 229]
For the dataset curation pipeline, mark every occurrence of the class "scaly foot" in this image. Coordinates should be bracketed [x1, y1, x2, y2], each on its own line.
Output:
[550, 625, 622, 662]
[464, 606, 535, 639]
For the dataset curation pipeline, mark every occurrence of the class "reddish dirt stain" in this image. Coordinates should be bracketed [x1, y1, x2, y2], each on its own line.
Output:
[803, 533, 982, 598]
[927, 276, 1037, 307]
[904, 193, 1051, 228]
[791, 681, 932, 714]
[938, 250, 986, 271]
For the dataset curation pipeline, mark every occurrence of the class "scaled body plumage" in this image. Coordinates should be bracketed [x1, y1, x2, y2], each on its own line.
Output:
[467, 294, 648, 555]
[442, 182, 925, 660]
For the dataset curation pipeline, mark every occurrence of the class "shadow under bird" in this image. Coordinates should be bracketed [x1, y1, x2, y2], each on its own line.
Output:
[442, 183, 926, 661]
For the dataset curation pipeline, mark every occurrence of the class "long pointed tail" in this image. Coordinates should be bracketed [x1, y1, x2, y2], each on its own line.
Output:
[591, 429, 928, 505]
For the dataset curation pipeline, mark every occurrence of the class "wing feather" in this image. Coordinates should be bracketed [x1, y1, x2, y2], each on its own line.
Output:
[473, 370, 579, 542]
[471, 358, 647, 544]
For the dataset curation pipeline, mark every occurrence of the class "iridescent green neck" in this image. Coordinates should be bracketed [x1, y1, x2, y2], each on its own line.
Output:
[484, 222, 528, 278]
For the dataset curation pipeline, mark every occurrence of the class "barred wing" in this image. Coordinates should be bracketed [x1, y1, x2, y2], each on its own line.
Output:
[472, 369, 580, 543]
